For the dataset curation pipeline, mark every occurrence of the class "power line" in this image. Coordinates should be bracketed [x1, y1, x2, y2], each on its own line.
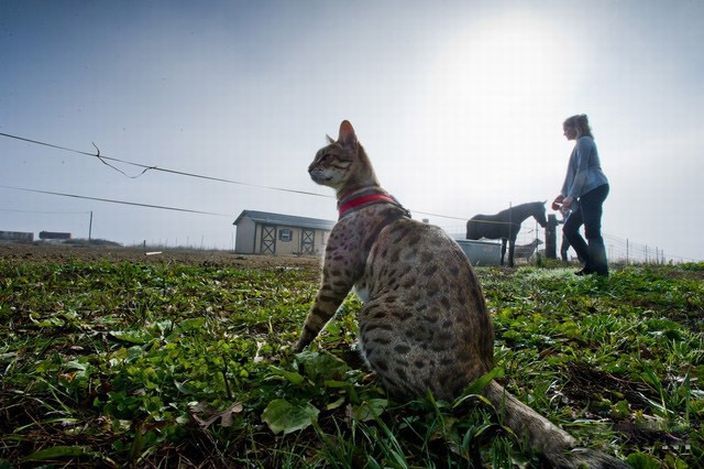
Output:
[1, 130, 475, 221]
[0, 131, 332, 199]
[3, 183, 698, 262]
[412, 210, 465, 221]
[0, 184, 231, 217]
[0, 207, 90, 215]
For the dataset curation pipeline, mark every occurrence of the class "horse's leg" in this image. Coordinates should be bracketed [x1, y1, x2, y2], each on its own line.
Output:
[500, 239, 507, 266]
[508, 238, 516, 267]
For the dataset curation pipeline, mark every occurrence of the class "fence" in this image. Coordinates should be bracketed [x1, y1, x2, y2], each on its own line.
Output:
[437, 218, 690, 265]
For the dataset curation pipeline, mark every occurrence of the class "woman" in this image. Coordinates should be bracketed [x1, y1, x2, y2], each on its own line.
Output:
[552, 114, 610, 276]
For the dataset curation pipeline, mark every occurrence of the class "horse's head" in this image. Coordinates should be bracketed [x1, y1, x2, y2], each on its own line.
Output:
[533, 201, 548, 228]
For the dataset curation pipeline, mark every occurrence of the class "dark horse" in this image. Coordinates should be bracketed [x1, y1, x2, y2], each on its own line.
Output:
[466, 201, 547, 267]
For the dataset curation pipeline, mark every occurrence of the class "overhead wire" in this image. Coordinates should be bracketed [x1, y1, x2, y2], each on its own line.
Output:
[0, 131, 332, 199]
[0, 207, 90, 215]
[2, 184, 695, 261]
[0, 184, 231, 217]
[1, 130, 474, 220]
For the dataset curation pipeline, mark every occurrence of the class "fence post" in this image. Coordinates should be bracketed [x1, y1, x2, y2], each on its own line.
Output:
[88, 211, 93, 242]
[545, 214, 558, 259]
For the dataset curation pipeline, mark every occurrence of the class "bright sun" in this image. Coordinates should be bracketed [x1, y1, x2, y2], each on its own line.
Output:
[397, 11, 575, 212]
[427, 12, 570, 145]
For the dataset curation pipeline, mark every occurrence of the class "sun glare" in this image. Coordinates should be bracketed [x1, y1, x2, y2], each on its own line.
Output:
[404, 10, 575, 207]
[428, 13, 570, 145]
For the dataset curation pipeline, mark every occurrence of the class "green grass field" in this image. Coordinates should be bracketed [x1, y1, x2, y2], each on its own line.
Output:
[1, 257, 702, 467]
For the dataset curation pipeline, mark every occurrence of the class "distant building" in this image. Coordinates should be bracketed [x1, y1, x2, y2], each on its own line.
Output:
[233, 210, 334, 256]
[0, 230, 34, 242]
[39, 231, 71, 240]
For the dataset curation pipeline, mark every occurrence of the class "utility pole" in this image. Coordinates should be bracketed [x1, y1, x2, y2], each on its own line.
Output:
[88, 211, 93, 242]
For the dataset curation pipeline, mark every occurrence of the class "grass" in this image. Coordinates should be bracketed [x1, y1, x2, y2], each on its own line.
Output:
[0, 257, 702, 467]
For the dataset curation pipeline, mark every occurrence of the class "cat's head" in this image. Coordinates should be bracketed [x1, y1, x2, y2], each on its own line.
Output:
[308, 120, 378, 192]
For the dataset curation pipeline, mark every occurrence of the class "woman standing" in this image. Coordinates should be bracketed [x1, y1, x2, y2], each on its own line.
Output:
[552, 114, 610, 276]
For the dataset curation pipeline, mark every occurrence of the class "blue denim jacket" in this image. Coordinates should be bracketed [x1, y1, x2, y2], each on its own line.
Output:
[560, 136, 609, 199]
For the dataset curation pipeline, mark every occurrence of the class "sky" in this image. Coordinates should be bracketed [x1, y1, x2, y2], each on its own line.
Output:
[1, 0, 703, 261]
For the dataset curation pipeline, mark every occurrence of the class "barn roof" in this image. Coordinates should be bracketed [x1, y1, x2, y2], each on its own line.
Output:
[233, 210, 335, 231]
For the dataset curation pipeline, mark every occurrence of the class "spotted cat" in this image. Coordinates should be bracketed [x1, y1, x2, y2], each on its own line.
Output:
[294, 120, 625, 468]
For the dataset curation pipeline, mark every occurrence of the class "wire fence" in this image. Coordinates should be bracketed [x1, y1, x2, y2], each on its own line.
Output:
[435, 219, 694, 264]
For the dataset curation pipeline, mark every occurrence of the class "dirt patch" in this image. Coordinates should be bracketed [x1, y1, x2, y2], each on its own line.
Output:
[0, 242, 322, 270]
[563, 362, 652, 411]
[563, 362, 685, 449]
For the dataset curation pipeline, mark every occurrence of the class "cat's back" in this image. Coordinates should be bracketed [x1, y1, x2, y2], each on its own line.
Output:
[366, 218, 478, 297]
[358, 218, 494, 399]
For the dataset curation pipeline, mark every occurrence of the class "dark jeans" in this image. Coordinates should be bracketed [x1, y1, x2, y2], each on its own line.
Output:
[563, 184, 609, 272]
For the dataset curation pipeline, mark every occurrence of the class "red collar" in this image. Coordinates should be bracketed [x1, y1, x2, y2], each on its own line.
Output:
[338, 193, 399, 218]
[337, 188, 410, 218]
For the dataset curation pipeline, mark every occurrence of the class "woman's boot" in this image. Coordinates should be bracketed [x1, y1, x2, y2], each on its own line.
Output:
[588, 241, 609, 276]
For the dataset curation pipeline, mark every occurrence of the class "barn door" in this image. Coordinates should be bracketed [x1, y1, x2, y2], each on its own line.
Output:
[260, 225, 276, 254]
[301, 229, 315, 254]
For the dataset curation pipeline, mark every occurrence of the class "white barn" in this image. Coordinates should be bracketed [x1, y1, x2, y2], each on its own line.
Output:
[233, 210, 335, 256]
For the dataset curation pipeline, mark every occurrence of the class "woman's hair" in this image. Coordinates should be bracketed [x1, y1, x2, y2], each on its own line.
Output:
[563, 114, 593, 138]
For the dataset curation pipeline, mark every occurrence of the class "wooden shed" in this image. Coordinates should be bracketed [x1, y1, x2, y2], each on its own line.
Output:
[0, 231, 34, 243]
[233, 210, 335, 256]
[39, 231, 71, 240]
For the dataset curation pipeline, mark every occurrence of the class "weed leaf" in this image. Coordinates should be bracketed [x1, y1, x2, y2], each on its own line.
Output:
[350, 398, 388, 422]
[109, 330, 151, 344]
[262, 399, 319, 435]
[295, 350, 349, 382]
[23, 445, 93, 461]
[268, 366, 306, 385]
[626, 451, 661, 469]
[460, 367, 505, 396]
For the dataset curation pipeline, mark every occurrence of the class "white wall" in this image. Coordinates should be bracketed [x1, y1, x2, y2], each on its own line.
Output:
[234, 217, 256, 254]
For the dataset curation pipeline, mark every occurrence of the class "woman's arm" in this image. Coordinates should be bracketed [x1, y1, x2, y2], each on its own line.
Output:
[567, 138, 594, 199]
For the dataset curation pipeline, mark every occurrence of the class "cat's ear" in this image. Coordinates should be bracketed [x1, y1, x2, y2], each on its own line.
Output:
[325, 134, 335, 144]
[338, 120, 358, 147]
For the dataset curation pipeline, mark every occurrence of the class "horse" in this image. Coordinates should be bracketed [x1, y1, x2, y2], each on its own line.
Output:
[466, 201, 547, 267]
[514, 238, 544, 262]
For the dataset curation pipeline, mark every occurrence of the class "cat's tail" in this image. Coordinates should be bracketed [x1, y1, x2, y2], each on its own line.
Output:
[484, 380, 628, 468]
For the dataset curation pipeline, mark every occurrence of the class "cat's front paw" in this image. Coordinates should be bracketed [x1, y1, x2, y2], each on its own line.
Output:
[292, 340, 306, 354]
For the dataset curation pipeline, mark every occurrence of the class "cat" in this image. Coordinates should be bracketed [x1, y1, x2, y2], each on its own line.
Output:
[294, 120, 626, 468]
